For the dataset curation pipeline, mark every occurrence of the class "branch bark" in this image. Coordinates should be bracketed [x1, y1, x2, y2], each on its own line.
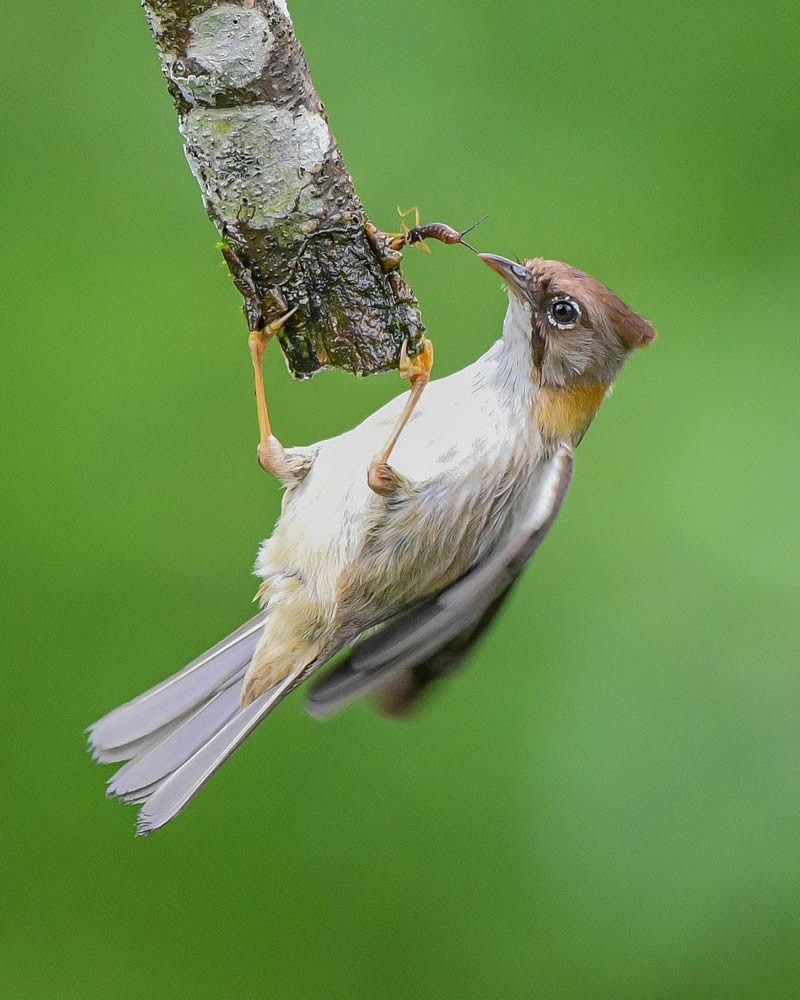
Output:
[141, 0, 424, 377]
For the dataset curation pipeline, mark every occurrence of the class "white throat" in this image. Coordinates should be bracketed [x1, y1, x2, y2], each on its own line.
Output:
[480, 295, 536, 403]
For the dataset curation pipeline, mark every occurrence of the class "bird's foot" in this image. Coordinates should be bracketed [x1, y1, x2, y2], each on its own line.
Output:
[399, 336, 434, 384]
[257, 436, 314, 484]
[367, 459, 411, 497]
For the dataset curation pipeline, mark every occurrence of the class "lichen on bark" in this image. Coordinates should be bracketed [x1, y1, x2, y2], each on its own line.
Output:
[141, 0, 424, 377]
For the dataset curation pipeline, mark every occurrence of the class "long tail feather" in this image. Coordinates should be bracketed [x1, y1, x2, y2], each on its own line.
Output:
[134, 674, 298, 835]
[91, 718, 193, 765]
[87, 611, 267, 758]
[89, 615, 339, 834]
[106, 683, 243, 800]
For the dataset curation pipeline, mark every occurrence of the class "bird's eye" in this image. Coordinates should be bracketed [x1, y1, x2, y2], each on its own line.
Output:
[548, 297, 580, 329]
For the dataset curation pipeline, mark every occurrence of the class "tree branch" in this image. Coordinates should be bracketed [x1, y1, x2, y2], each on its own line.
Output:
[141, 0, 424, 378]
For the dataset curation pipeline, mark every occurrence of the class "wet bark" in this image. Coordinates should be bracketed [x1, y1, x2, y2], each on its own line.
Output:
[141, 0, 424, 378]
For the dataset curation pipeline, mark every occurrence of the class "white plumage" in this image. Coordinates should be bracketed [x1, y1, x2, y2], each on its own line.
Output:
[249, 295, 543, 698]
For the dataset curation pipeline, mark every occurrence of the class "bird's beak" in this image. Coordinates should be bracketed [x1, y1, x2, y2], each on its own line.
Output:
[478, 253, 531, 299]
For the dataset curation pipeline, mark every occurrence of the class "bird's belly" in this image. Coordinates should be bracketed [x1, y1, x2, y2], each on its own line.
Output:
[255, 384, 537, 625]
[339, 433, 536, 618]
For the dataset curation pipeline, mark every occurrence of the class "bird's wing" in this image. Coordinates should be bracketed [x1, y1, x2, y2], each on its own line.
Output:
[306, 443, 574, 718]
[369, 589, 512, 716]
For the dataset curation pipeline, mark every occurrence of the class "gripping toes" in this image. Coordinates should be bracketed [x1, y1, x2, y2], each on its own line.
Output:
[399, 337, 434, 384]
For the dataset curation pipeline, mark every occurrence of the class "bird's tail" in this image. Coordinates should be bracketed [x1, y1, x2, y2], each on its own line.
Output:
[87, 611, 303, 835]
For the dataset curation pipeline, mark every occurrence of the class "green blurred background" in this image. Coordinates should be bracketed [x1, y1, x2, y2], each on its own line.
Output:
[2, 1, 799, 997]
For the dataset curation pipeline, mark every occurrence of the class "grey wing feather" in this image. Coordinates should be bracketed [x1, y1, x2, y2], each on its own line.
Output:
[306, 444, 574, 718]
[375, 588, 511, 716]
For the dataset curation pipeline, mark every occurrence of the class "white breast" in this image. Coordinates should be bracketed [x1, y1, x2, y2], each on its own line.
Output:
[256, 334, 544, 622]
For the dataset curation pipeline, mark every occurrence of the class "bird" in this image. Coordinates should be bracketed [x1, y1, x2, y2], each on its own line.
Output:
[87, 251, 656, 834]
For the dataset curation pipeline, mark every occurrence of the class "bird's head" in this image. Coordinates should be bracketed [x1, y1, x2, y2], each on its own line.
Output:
[479, 254, 656, 389]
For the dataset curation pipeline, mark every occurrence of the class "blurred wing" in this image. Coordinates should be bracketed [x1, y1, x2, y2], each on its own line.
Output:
[372, 588, 511, 717]
[306, 444, 574, 718]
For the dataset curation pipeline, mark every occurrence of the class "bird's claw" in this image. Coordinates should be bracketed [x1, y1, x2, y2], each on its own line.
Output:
[265, 305, 299, 338]
[399, 337, 434, 384]
[367, 459, 398, 496]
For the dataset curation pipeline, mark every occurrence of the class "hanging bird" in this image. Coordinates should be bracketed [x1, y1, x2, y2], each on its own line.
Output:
[88, 251, 656, 834]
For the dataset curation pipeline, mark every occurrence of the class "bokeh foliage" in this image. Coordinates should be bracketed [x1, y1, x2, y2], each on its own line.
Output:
[2, 2, 799, 997]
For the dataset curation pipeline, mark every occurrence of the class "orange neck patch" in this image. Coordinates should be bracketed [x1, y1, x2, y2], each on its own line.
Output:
[535, 382, 610, 446]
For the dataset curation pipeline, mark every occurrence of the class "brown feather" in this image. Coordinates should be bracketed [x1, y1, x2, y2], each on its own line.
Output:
[525, 259, 657, 348]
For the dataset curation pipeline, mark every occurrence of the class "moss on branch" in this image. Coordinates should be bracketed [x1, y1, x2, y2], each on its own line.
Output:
[142, 0, 424, 377]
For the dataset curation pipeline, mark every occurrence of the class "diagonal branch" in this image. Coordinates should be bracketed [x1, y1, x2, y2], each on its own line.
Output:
[141, 0, 424, 378]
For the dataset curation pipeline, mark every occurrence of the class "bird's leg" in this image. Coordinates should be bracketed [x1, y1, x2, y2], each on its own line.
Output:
[367, 337, 434, 496]
[248, 307, 305, 481]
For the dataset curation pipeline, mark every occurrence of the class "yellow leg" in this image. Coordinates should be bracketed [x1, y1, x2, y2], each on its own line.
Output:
[367, 337, 434, 496]
[248, 306, 298, 477]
